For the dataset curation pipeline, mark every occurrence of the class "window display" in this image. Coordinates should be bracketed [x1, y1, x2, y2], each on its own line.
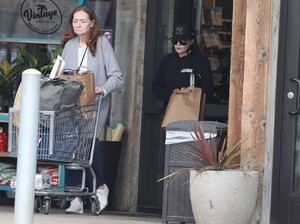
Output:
[0, 0, 116, 106]
[0, 0, 115, 42]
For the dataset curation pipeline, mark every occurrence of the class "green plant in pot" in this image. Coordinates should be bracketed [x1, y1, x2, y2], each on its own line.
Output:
[0, 59, 27, 110]
[41, 46, 62, 75]
[0, 47, 41, 110]
[0, 46, 62, 111]
[12, 47, 63, 76]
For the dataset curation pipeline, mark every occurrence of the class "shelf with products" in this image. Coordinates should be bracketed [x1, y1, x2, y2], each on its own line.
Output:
[0, 113, 15, 194]
[0, 113, 62, 199]
[0, 113, 8, 154]
[200, 6, 232, 105]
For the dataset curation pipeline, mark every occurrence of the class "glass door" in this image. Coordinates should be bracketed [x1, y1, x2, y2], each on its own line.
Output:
[295, 118, 300, 191]
[272, 0, 300, 223]
[138, 0, 175, 213]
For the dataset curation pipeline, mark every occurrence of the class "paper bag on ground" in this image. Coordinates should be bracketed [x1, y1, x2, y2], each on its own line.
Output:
[112, 122, 126, 141]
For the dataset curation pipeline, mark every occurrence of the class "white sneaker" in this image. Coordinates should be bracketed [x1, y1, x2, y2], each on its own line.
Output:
[96, 184, 109, 211]
[65, 197, 83, 214]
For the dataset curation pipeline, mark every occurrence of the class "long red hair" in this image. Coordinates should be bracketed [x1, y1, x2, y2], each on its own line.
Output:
[61, 5, 101, 56]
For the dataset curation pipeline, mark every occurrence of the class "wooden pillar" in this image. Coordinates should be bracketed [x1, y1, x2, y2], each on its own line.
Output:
[228, 0, 270, 171]
[227, 0, 246, 154]
[229, 1, 271, 221]
[241, 0, 270, 171]
[112, 0, 147, 211]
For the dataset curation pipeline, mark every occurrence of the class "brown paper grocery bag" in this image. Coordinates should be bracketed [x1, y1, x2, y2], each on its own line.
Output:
[74, 73, 95, 105]
[161, 87, 206, 128]
[59, 73, 95, 106]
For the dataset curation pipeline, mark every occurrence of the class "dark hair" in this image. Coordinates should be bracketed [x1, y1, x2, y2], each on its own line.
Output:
[61, 6, 101, 56]
[189, 37, 200, 54]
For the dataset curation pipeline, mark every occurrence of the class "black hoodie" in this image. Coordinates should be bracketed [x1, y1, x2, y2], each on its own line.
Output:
[152, 51, 214, 106]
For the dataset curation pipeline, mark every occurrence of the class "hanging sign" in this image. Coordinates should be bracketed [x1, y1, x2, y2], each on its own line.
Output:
[21, 0, 62, 34]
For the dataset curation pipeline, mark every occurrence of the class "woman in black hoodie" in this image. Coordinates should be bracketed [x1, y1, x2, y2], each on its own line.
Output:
[152, 24, 214, 111]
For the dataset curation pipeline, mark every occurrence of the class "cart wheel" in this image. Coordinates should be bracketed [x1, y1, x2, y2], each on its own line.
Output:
[34, 197, 42, 213]
[91, 200, 101, 216]
[44, 199, 51, 215]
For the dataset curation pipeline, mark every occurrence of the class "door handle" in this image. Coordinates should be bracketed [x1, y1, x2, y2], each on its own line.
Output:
[289, 78, 300, 115]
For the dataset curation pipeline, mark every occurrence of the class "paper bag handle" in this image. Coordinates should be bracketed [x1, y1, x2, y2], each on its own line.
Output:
[190, 74, 195, 87]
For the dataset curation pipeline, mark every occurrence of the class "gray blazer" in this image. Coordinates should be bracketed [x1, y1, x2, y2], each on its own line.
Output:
[62, 36, 123, 135]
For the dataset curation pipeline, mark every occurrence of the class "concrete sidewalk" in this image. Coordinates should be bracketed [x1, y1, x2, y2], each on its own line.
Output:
[1, 205, 162, 224]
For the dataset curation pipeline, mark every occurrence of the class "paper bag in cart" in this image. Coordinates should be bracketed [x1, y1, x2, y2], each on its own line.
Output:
[59, 73, 95, 106]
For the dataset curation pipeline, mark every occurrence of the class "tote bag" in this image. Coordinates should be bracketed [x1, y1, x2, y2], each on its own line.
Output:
[39, 77, 84, 111]
[13, 77, 84, 111]
[161, 74, 206, 128]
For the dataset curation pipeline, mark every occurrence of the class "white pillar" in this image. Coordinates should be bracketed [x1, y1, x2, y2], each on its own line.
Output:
[14, 69, 41, 224]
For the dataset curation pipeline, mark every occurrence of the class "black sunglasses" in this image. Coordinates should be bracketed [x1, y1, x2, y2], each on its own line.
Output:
[171, 39, 188, 45]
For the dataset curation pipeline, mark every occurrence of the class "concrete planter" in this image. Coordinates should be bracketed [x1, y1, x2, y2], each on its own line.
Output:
[189, 170, 259, 224]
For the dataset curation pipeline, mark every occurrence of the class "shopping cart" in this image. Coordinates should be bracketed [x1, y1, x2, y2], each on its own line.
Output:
[8, 96, 103, 215]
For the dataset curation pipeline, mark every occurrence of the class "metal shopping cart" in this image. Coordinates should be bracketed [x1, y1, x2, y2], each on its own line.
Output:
[8, 96, 103, 215]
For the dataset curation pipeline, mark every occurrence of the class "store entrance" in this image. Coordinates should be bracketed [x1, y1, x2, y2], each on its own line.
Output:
[138, 0, 232, 214]
[137, 0, 195, 214]
[272, 0, 300, 223]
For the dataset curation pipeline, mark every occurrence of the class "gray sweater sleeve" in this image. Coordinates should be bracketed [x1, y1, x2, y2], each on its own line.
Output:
[98, 36, 123, 95]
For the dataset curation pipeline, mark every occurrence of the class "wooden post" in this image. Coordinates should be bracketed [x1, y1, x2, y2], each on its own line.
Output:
[229, 1, 271, 221]
[228, 0, 270, 171]
[227, 0, 246, 156]
[241, 0, 270, 171]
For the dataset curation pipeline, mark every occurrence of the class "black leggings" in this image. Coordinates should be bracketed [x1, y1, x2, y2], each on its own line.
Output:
[65, 139, 105, 191]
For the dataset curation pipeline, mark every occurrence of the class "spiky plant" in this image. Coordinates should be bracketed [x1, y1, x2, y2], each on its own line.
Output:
[189, 125, 243, 172]
[158, 123, 247, 182]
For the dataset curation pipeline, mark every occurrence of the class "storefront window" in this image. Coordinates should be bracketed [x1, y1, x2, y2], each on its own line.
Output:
[0, 0, 115, 71]
[0, 0, 78, 41]
[157, 0, 174, 61]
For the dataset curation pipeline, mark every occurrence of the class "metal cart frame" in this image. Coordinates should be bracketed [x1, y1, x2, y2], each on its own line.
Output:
[8, 96, 103, 215]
